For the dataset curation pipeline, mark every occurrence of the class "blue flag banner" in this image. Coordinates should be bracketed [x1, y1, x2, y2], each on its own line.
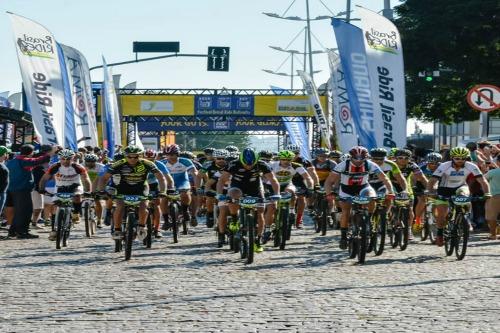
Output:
[57, 43, 77, 150]
[332, 18, 377, 150]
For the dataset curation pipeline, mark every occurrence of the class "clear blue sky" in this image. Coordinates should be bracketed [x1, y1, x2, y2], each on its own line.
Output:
[0, 0, 389, 92]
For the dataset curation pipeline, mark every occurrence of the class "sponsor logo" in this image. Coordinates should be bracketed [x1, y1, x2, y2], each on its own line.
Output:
[277, 99, 309, 112]
[364, 28, 399, 54]
[141, 101, 174, 112]
[17, 34, 55, 58]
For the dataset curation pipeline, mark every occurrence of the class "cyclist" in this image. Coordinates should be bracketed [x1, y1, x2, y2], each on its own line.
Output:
[287, 144, 320, 228]
[414, 152, 442, 231]
[225, 145, 239, 154]
[144, 149, 174, 238]
[324, 146, 395, 249]
[258, 150, 273, 163]
[328, 150, 342, 165]
[426, 147, 491, 246]
[216, 148, 280, 250]
[264, 150, 313, 241]
[97, 146, 167, 241]
[38, 149, 92, 241]
[161, 144, 198, 228]
[312, 147, 338, 223]
[83, 153, 106, 227]
[369, 148, 407, 209]
[195, 149, 228, 228]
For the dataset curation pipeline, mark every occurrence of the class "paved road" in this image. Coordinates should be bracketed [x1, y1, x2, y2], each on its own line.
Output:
[0, 217, 499, 332]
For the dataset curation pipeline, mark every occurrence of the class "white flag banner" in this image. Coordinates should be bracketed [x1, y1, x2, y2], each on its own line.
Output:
[8, 12, 65, 146]
[357, 6, 407, 149]
[327, 50, 359, 151]
[60, 44, 98, 147]
[102, 57, 122, 156]
[134, 123, 144, 151]
[297, 70, 331, 149]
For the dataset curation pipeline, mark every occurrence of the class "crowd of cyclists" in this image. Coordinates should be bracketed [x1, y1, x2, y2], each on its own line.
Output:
[1, 139, 499, 263]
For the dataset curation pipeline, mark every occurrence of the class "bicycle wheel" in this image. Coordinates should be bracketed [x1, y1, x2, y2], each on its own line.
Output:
[399, 208, 409, 251]
[246, 213, 255, 265]
[55, 209, 65, 250]
[182, 210, 188, 235]
[84, 201, 91, 238]
[239, 212, 248, 259]
[320, 199, 328, 236]
[170, 203, 179, 243]
[286, 212, 294, 240]
[347, 219, 358, 259]
[455, 213, 469, 260]
[90, 204, 97, 235]
[374, 210, 386, 256]
[444, 222, 454, 256]
[62, 210, 71, 247]
[144, 209, 153, 248]
[125, 212, 135, 261]
[420, 212, 430, 241]
[357, 213, 369, 264]
[280, 206, 289, 250]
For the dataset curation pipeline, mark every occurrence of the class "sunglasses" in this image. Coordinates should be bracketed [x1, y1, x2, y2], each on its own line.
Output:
[396, 156, 409, 160]
[126, 155, 139, 159]
[453, 157, 466, 161]
[60, 157, 72, 161]
[351, 156, 365, 161]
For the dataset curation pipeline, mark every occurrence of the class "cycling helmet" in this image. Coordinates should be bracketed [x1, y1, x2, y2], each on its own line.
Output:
[239, 148, 259, 166]
[278, 150, 295, 160]
[203, 147, 215, 155]
[328, 150, 342, 159]
[370, 148, 387, 158]
[313, 148, 329, 157]
[180, 151, 195, 159]
[124, 145, 143, 155]
[144, 149, 157, 159]
[163, 144, 180, 155]
[84, 153, 98, 162]
[225, 145, 239, 153]
[394, 149, 412, 158]
[259, 150, 273, 160]
[388, 147, 398, 158]
[286, 144, 300, 153]
[450, 147, 470, 159]
[114, 153, 125, 161]
[348, 146, 369, 160]
[58, 149, 75, 159]
[426, 152, 443, 163]
[212, 149, 228, 158]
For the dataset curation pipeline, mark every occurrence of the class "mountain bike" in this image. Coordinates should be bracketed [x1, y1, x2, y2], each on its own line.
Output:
[346, 195, 371, 264]
[313, 189, 328, 236]
[368, 191, 387, 256]
[165, 191, 182, 243]
[50, 192, 78, 250]
[272, 192, 292, 250]
[236, 196, 263, 265]
[388, 193, 410, 251]
[82, 194, 97, 238]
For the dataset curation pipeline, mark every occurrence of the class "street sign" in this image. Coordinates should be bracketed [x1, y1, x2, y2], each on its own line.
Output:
[133, 42, 180, 53]
[466, 84, 500, 112]
[207, 47, 230, 71]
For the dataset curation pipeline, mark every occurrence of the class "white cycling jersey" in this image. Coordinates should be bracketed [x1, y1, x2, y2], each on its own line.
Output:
[269, 161, 307, 185]
[333, 160, 382, 187]
[432, 161, 482, 188]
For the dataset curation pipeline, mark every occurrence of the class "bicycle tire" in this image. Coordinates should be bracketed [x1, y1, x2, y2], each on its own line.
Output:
[357, 213, 369, 264]
[125, 212, 135, 261]
[62, 210, 71, 247]
[399, 208, 409, 251]
[374, 209, 386, 256]
[246, 213, 254, 265]
[320, 199, 328, 236]
[444, 222, 454, 256]
[280, 206, 289, 250]
[455, 213, 468, 260]
[84, 201, 91, 238]
[287, 212, 294, 240]
[145, 209, 153, 248]
[182, 213, 188, 235]
[170, 203, 179, 243]
[347, 220, 357, 259]
[90, 204, 97, 235]
[55, 209, 65, 250]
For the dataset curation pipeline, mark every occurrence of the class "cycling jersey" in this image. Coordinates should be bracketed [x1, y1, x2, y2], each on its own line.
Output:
[200, 161, 225, 190]
[389, 162, 421, 194]
[162, 157, 194, 190]
[292, 157, 312, 189]
[107, 158, 159, 195]
[312, 159, 336, 184]
[86, 163, 105, 183]
[223, 160, 272, 197]
[270, 161, 307, 186]
[432, 161, 482, 189]
[46, 162, 86, 190]
[369, 160, 400, 190]
[333, 160, 381, 199]
[147, 160, 170, 185]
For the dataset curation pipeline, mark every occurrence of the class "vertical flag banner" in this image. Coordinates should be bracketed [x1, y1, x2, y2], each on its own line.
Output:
[57, 43, 77, 150]
[332, 18, 377, 150]
[8, 12, 65, 146]
[102, 57, 121, 157]
[270, 86, 311, 160]
[327, 50, 359, 151]
[358, 6, 406, 148]
[60, 44, 99, 147]
[297, 71, 331, 149]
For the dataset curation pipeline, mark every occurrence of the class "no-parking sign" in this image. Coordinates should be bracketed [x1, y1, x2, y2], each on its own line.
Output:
[466, 84, 500, 112]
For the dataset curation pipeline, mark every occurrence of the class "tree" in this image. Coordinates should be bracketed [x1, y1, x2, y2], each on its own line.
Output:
[175, 133, 251, 152]
[394, 0, 500, 123]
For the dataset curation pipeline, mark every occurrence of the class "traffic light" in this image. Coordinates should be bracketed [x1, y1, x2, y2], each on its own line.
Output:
[418, 70, 440, 82]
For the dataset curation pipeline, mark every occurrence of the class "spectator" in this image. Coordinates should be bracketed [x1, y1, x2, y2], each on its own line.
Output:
[30, 145, 52, 229]
[485, 156, 500, 240]
[5, 144, 53, 239]
[0, 146, 11, 216]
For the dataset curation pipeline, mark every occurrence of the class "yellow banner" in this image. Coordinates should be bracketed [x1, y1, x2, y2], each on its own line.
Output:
[120, 95, 195, 116]
[254, 95, 326, 117]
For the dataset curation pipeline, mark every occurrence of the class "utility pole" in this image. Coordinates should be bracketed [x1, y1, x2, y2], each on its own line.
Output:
[382, 0, 393, 19]
[305, 0, 314, 79]
[346, 0, 351, 22]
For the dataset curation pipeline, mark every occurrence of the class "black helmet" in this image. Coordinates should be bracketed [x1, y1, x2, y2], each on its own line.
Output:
[370, 148, 387, 158]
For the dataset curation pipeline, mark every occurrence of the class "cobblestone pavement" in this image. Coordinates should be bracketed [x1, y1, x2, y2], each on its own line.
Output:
[0, 216, 499, 333]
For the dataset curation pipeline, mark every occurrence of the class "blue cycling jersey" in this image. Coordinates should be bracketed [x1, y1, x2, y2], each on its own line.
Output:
[147, 160, 170, 184]
[162, 157, 194, 190]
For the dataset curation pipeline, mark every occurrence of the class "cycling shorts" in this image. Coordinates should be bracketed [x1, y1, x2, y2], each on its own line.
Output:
[339, 184, 376, 201]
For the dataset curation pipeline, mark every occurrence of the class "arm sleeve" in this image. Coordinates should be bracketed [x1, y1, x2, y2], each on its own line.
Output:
[19, 154, 50, 168]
